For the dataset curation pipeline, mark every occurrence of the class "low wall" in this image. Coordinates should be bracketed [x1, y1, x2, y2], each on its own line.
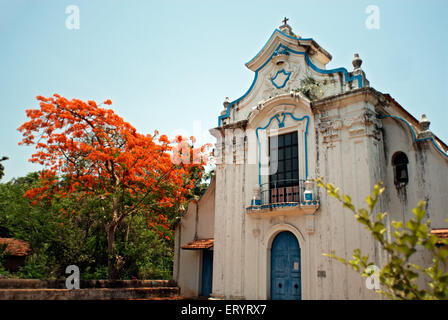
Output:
[0, 279, 179, 300]
[0, 279, 176, 289]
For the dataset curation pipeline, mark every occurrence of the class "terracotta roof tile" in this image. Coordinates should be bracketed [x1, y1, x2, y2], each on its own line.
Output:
[0, 238, 32, 256]
[181, 238, 214, 250]
[430, 229, 448, 244]
[431, 229, 448, 238]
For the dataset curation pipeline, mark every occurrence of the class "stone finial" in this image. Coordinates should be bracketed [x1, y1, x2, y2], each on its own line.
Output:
[420, 114, 431, 131]
[223, 97, 230, 108]
[352, 53, 363, 69]
[251, 184, 261, 206]
[303, 180, 314, 202]
[304, 179, 314, 190]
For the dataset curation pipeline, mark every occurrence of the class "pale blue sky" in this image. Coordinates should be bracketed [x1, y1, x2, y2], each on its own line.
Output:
[0, 0, 447, 181]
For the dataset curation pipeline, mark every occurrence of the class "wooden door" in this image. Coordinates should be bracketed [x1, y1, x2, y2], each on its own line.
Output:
[270, 231, 301, 300]
[201, 249, 213, 297]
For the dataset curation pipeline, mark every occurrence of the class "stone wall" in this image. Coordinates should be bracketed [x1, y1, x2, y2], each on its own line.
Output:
[0, 279, 179, 300]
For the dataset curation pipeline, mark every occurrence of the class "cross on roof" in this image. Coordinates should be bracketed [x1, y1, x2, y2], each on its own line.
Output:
[282, 17, 289, 26]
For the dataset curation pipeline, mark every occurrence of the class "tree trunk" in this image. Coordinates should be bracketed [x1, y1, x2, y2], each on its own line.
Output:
[107, 223, 117, 280]
[125, 214, 133, 243]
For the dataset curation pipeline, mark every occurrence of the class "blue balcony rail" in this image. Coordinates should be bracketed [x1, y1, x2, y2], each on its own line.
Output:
[260, 179, 305, 205]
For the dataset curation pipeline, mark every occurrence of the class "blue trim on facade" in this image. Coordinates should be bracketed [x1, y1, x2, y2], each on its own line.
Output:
[379, 115, 448, 159]
[270, 69, 291, 89]
[255, 112, 310, 185]
[218, 28, 362, 126]
[245, 29, 312, 66]
[247, 200, 317, 212]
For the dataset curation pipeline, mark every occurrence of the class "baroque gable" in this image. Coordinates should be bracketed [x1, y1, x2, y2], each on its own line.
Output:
[218, 25, 369, 127]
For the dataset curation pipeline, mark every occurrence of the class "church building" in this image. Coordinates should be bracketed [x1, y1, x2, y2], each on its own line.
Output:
[173, 20, 448, 300]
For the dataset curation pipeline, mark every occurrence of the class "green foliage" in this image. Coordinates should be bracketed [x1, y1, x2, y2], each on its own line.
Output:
[15, 253, 48, 279]
[0, 156, 8, 181]
[118, 215, 174, 279]
[316, 178, 448, 300]
[0, 172, 175, 280]
[187, 167, 215, 200]
[0, 244, 10, 277]
[292, 76, 327, 100]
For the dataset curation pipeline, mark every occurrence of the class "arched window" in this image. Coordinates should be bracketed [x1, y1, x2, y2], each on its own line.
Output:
[392, 152, 409, 186]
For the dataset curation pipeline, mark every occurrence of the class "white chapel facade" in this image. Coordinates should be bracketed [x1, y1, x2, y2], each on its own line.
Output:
[173, 21, 448, 300]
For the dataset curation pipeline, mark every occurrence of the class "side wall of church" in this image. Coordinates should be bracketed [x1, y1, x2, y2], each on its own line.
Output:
[380, 117, 448, 290]
[381, 117, 448, 229]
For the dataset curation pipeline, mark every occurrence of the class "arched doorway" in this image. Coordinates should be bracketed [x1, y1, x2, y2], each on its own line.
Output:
[270, 231, 301, 300]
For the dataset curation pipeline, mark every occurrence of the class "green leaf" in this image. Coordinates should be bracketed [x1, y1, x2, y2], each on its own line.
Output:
[391, 220, 404, 230]
[412, 201, 426, 221]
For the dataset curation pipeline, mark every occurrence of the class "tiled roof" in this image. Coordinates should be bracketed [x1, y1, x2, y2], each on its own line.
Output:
[0, 238, 32, 256]
[181, 238, 214, 250]
[430, 229, 448, 244]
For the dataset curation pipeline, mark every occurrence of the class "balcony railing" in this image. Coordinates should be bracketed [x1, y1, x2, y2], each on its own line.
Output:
[261, 179, 304, 205]
[247, 179, 319, 214]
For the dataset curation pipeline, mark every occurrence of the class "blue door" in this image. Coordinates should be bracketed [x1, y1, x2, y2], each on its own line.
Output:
[270, 231, 301, 300]
[201, 249, 213, 297]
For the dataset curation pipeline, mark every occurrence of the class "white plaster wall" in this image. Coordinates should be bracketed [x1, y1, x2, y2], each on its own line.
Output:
[174, 204, 200, 297]
[381, 118, 448, 228]
[196, 181, 215, 239]
[380, 117, 448, 290]
[173, 180, 216, 297]
[211, 163, 247, 299]
[311, 100, 383, 299]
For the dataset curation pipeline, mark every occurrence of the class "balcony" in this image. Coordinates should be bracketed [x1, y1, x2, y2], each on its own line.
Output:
[246, 179, 319, 216]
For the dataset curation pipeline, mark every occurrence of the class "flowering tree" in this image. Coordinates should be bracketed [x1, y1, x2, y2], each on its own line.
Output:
[18, 94, 208, 279]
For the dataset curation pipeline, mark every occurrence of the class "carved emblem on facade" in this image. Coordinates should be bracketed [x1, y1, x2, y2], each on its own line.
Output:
[318, 118, 343, 146]
[262, 64, 302, 100]
[270, 69, 291, 89]
[343, 110, 382, 140]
